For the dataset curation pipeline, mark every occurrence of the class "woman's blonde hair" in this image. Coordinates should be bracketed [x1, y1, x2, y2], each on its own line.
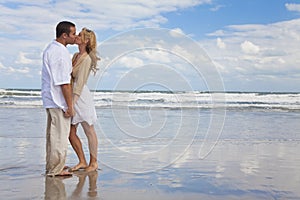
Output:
[81, 28, 100, 74]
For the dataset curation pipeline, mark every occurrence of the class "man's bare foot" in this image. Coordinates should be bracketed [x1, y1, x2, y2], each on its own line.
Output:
[85, 163, 98, 172]
[56, 170, 73, 176]
[69, 162, 88, 172]
[63, 166, 69, 170]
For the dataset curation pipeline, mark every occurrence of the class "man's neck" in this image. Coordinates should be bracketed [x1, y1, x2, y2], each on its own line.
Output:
[56, 38, 67, 46]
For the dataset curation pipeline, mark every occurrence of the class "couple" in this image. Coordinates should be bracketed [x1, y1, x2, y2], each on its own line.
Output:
[41, 21, 99, 176]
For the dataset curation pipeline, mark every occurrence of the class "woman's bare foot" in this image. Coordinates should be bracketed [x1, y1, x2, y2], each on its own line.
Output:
[85, 163, 98, 172]
[69, 162, 88, 172]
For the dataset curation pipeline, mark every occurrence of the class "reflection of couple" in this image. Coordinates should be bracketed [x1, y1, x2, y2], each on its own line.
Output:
[45, 171, 98, 199]
[41, 21, 100, 176]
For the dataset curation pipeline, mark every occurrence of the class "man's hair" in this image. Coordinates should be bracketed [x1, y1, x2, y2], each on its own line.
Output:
[56, 21, 75, 38]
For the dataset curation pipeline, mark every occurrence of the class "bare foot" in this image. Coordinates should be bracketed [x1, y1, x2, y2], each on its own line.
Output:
[63, 166, 69, 170]
[56, 170, 73, 176]
[85, 163, 98, 172]
[69, 162, 88, 172]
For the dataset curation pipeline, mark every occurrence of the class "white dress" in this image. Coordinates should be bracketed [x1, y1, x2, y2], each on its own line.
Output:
[71, 52, 97, 125]
[72, 84, 97, 125]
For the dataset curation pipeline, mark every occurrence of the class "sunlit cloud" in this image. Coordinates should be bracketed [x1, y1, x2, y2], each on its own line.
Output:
[240, 41, 260, 55]
[119, 56, 144, 69]
[285, 3, 300, 13]
[0, 65, 30, 74]
[15, 52, 35, 65]
[216, 38, 226, 49]
[169, 28, 185, 37]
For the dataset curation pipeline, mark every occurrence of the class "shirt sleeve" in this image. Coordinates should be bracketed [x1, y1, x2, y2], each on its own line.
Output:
[73, 57, 91, 96]
[51, 58, 72, 86]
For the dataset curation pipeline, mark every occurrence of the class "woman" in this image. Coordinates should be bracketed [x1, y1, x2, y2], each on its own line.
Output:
[69, 28, 100, 172]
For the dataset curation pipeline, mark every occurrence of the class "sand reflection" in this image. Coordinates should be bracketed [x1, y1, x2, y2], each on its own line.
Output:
[44, 171, 98, 200]
[44, 176, 67, 200]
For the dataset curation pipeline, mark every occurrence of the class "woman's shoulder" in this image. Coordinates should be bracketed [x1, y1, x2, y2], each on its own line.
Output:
[84, 53, 91, 60]
[82, 54, 92, 64]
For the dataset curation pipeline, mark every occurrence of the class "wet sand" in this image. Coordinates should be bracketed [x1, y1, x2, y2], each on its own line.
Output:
[0, 107, 300, 199]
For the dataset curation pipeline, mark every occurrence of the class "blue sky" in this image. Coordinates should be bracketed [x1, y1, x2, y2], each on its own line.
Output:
[0, 0, 300, 92]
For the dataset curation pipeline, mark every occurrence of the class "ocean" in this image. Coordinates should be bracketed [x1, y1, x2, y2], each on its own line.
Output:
[1, 88, 300, 111]
[0, 88, 299, 199]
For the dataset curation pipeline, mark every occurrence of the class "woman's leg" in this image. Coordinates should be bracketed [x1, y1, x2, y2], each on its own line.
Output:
[81, 122, 98, 172]
[69, 124, 88, 171]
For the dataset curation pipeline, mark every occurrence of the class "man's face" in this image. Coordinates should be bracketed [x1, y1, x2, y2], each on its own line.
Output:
[66, 26, 76, 45]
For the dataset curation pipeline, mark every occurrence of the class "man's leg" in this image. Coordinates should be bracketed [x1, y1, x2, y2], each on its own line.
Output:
[45, 108, 71, 176]
[45, 109, 51, 174]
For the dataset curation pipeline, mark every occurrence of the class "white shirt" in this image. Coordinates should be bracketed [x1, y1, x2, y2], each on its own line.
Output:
[41, 40, 72, 111]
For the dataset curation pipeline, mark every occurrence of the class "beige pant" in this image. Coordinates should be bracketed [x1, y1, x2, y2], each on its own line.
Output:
[45, 108, 70, 176]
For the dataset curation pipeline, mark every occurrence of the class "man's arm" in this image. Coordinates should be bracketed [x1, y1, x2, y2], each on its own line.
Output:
[61, 83, 74, 117]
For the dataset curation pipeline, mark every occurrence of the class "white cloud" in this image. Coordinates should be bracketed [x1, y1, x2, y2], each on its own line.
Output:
[202, 18, 300, 91]
[119, 56, 144, 68]
[169, 28, 185, 38]
[0, 1, 300, 91]
[210, 4, 224, 12]
[0, 61, 4, 69]
[16, 52, 35, 65]
[217, 38, 226, 49]
[143, 49, 172, 63]
[240, 40, 260, 54]
[1, 0, 211, 34]
[0, 0, 212, 88]
[13, 67, 30, 74]
[0, 64, 30, 74]
[285, 3, 300, 12]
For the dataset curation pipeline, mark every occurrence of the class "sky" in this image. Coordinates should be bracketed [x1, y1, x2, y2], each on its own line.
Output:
[1, 0, 300, 92]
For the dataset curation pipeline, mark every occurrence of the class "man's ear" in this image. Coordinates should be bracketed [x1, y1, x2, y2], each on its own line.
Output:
[62, 33, 68, 39]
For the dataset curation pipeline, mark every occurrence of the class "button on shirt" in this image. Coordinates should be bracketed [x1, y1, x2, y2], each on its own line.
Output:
[41, 40, 72, 111]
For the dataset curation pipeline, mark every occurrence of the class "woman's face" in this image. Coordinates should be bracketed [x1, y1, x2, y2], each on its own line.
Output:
[75, 31, 83, 45]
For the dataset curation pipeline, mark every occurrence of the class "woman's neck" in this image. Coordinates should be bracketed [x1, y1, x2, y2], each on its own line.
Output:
[78, 45, 87, 55]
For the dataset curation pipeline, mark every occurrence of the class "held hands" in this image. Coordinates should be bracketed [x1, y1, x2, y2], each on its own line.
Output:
[64, 106, 75, 118]
[64, 94, 79, 118]
[63, 94, 79, 118]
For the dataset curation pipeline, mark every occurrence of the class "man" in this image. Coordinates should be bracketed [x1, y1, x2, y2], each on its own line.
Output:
[41, 21, 76, 176]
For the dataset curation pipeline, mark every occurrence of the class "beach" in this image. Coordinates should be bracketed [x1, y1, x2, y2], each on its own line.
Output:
[0, 90, 300, 199]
